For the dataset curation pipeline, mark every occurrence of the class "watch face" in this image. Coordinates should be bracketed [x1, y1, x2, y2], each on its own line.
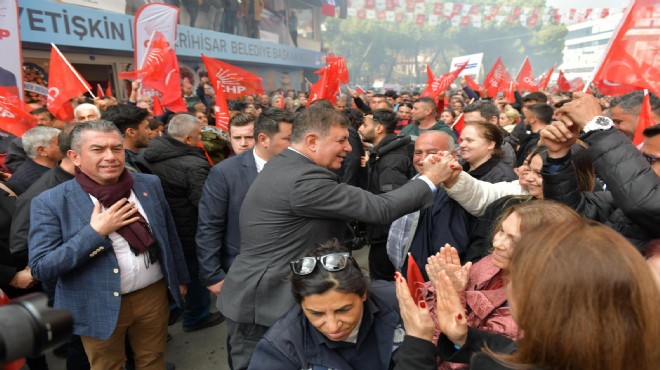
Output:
[596, 117, 610, 127]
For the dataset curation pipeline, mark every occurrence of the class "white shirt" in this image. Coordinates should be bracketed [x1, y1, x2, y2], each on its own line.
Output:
[89, 191, 163, 294]
[252, 148, 268, 173]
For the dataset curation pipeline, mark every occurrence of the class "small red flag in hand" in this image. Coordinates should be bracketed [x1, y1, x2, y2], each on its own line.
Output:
[464, 75, 480, 92]
[452, 112, 465, 137]
[105, 83, 113, 98]
[556, 70, 571, 91]
[633, 89, 654, 146]
[355, 85, 366, 95]
[407, 253, 426, 303]
[96, 84, 105, 98]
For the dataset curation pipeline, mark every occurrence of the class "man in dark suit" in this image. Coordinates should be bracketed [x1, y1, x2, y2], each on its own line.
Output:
[28, 120, 189, 369]
[197, 107, 294, 295]
[218, 106, 452, 369]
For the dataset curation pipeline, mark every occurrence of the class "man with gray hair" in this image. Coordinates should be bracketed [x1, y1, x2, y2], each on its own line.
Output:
[386, 130, 475, 280]
[5, 126, 62, 195]
[74, 103, 101, 123]
[138, 114, 223, 333]
[29, 119, 189, 369]
[608, 90, 660, 140]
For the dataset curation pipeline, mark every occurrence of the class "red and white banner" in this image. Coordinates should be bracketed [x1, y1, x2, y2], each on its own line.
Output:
[590, 0, 660, 96]
[201, 54, 264, 99]
[0, 0, 24, 99]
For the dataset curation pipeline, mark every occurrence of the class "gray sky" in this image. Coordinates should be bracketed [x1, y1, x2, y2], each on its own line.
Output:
[547, 0, 630, 9]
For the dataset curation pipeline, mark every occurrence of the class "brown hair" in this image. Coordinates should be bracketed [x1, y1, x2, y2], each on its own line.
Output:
[465, 121, 504, 158]
[489, 221, 660, 370]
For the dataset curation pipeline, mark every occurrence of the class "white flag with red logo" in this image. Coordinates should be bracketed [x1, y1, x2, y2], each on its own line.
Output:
[134, 3, 179, 71]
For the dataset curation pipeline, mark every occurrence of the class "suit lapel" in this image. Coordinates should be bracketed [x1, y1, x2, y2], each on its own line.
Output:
[66, 180, 95, 219]
[132, 176, 160, 224]
[241, 151, 258, 184]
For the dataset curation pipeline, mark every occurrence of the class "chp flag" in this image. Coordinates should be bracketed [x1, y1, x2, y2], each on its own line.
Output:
[47, 44, 93, 122]
[201, 54, 264, 99]
[515, 57, 538, 92]
[0, 86, 38, 136]
[421, 62, 468, 100]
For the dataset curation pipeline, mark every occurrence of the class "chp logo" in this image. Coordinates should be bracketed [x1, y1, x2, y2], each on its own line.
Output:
[215, 69, 247, 95]
[47, 87, 60, 104]
[0, 96, 17, 119]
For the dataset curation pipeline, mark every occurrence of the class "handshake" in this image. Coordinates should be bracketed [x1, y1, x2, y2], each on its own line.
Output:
[419, 151, 462, 187]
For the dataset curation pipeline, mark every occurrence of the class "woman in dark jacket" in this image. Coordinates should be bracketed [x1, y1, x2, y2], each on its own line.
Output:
[249, 239, 404, 370]
[394, 220, 660, 370]
[459, 122, 516, 184]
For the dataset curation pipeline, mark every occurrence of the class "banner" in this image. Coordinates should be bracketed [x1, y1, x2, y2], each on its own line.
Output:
[449, 53, 483, 77]
[0, 0, 23, 99]
[201, 54, 264, 99]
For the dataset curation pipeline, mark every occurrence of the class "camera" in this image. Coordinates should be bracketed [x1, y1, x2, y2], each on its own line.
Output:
[0, 293, 72, 365]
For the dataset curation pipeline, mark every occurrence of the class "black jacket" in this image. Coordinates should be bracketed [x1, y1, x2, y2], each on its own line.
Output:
[366, 134, 416, 244]
[514, 131, 540, 167]
[463, 156, 517, 184]
[542, 129, 660, 252]
[4, 158, 49, 195]
[138, 136, 211, 255]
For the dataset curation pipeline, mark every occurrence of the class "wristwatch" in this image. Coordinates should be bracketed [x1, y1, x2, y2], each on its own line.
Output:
[582, 116, 614, 134]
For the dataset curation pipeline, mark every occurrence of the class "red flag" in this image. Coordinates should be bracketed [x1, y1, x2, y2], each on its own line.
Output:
[355, 85, 366, 95]
[633, 90, 654, 146]
[214, 82, 231, 132]
[278, 95, 285, 109]
[591, 0, 660, 96]
[556, 70, 571, 91]
[537, 65, 555, 91]
[96, 84, 105, 98]
[452, 112, 465, 136]
[153, 95, 164, 116]
[326, 56, 349, 84]
[322, 0, 336, 17]
[406, 253, 425, 302]
[421, 62, 468, 100]
[516, 57, 538, 92]
[464, 75, 481, 92]
[47, 45, 91, 122]
[201, 54, 264, 99]
[483, 57, 512, 97]
[308, 66, 338, 105]
[569, 77, 586, 92]
[506, 81, 516, 103]
[105, 83, 113, 98]
[0, 87, 38, 137]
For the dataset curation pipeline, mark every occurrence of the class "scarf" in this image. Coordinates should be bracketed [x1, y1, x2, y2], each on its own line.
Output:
[75, 168, 159, 264]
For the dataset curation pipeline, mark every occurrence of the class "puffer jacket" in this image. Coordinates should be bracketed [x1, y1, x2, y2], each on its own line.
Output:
[138, 136, 211, 255]
[542, 129, 660, 252]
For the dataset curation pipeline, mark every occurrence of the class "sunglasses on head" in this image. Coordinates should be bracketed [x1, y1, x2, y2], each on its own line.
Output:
[289, 252, 355, 276]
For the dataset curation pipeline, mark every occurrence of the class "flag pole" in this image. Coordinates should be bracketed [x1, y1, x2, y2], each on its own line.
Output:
[139, 31, 157, 70]
[51, 43, 95, 99]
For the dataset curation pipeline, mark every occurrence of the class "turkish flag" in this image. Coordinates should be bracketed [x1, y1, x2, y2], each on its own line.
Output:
[591, 0, 660, 96]
[556, 70, 571, 91]
[633, 90, 655, 146]
[326, 56, 349, 84]
[421, 62, 468, 100]
[47, 45, 91, 122]
[464, 75, 481, 92]
[537, 65, 555, 91]
[516, 57, 538, 92]
[0, 87, 38, 137]
[355, 85, 366, 95]
[406, 253, 426, 302]
[214, 83, 231, 132]
[483, 57, 512, 97]
[201, 54, 264, 99]
[96, 84, 105, 98]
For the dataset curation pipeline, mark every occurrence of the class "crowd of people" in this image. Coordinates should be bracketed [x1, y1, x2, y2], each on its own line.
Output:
[1, 75, 659, 370]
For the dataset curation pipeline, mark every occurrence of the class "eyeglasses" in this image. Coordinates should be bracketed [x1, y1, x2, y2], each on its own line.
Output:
[643, 152, 658, 165]
[290, 252, 354, 275]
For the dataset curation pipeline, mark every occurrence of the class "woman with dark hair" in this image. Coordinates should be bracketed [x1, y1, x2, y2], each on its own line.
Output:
[459, 122, 517, 183]
[395, 220, 660, 370]
[439, 109, 456, 127]
[248, 239, 404, 370]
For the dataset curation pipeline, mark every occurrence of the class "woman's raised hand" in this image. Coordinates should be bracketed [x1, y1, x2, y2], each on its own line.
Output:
[426, 244, 472, 293]
[432, 269, 468, 347]
[394, 272, 435, 342]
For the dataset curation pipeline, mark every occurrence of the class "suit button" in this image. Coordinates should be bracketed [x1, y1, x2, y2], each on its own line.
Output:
[89, 253, 94, 257]
[113, 292, 120, 297]
[113, 268, 119, 274]
[99, 246, 104, 250]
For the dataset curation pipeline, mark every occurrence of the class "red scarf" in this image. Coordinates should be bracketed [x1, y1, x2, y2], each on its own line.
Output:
[74, 168, 158, 263]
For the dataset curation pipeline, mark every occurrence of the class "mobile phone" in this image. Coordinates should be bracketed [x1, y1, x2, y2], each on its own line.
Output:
[497, 92, 504, 99]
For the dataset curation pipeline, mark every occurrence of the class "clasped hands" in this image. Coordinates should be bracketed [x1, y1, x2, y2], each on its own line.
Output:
[420, 151, 462, 187]
[395, 244, 471, 348]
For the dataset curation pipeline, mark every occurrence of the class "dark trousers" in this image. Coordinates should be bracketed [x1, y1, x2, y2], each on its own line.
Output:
[368, 242, 396, 281]
[182, 254, 211, 328]
[225, 318, 269, 370]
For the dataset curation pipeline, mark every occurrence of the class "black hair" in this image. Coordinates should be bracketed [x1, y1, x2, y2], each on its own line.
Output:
[643, 124, 660, 138]
[463, 100, 500, 122]
[30, 107, 54, 119]
[415, 96, 437, 114]
[523, 92, 548, 104]
[526, 103, 554, 125]
[291, 239, 368, 304]
[384, 90, 398, 98]
[344, 108, 365, 131]
[101, 104, 149, 134]
[254, 107, 295, 140]
[372, 108, 398, 134]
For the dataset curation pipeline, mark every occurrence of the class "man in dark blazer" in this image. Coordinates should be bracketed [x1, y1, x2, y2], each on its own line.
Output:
[28, 120, 189, 369]
[197, 107, 294, 295]
[219, 106, 453, 369]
